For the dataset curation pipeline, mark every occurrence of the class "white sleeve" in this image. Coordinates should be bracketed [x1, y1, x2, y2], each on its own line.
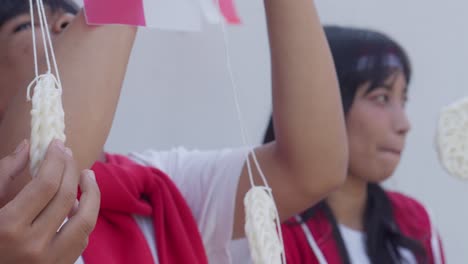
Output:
[129, 147, 250, 262]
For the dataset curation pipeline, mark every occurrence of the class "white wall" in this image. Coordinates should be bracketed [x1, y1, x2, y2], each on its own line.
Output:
[77, 0, 468, 261]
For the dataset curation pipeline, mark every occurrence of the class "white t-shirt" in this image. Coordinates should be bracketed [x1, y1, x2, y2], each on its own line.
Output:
[230, 238, 253, 264]
[75, 147, 249, 264]
[338, 224, 417, 264]
[228, 225, 417, 264]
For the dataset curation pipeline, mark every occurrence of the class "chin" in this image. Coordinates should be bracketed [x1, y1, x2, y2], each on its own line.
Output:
[350, 158, 398, 184]
[367, 163, 397, 183]
[368, 175, 392, 184]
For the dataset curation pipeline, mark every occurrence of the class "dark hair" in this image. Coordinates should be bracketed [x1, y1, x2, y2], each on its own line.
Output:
[0, 0, 79, 28]
[264, 26, 426, 263]
[324, 25, 412, 115]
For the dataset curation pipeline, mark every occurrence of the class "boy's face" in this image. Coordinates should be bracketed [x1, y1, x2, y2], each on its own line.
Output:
[0, 7, 75, 121]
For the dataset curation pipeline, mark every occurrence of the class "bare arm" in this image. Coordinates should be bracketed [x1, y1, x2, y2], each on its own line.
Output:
[233, 0, 348, 238]
[0, 11, 137, 171]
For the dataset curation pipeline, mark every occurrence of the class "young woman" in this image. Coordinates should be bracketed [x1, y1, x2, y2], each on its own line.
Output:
[262, 26, 445, 264]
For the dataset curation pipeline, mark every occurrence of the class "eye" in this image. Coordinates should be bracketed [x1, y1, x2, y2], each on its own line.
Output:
[60, 21, 70, 30]
[374, 94, 390, 105]
[13, 22, 31, 33]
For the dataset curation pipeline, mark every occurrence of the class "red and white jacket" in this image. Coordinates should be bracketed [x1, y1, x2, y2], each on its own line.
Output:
[281, 192, 445, 264]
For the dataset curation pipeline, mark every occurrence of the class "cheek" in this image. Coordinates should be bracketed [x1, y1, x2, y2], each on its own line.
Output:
[2, 39, 41, 86]
[0, 36, 37, 111]
[11, 39, 34, 67]
[346, 112, 377, 157]
[346, 108, 388, 179]
[347, 117, 399, 182]
[348, 138, 392, 183]
[7, 33, 46, 69]
[347, 127, 377, 178]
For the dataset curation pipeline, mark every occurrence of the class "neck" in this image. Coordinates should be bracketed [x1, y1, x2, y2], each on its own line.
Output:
[97, 151, 106, 162]
[326, 174, 368, 231]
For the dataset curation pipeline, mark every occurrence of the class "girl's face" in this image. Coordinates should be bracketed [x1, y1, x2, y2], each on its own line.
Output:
[346, 71, 411, 183]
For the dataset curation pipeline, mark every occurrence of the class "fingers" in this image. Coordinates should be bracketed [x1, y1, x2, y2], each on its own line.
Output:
[33, 147, 80, 236]
[52, 170, 100, 262]
[5, 140, 68, 224]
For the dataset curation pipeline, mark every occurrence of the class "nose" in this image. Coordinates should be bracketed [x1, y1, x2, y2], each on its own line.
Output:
[51, 13, 75, 34]
[393, 104, 411, 137]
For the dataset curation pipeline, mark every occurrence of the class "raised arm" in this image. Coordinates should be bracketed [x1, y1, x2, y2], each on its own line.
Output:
[233, 0, 348, 238]
[0, 11, 137, 171]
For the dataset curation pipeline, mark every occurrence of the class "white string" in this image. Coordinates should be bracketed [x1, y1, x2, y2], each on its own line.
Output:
[217, 22, 255, 186]
[37, 0, 62, 85]
[296, 215, 328, 264]
[217, 0, 270, 188]
[28, 0, 62, 83]
[28, 0, 39, 77]
[216, 1, 286, 264]
[35, 0, 51, 73]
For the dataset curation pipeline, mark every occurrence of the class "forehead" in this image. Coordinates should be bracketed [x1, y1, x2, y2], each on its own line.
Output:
[381, 71, 408, 93]
[356, 71, 408, 97]
[378, 70, 407, 87]
[0, 1, 31, 28]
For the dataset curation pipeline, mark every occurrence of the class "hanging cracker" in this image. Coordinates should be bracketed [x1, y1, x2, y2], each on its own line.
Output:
[27, 0, 66, 176]
[436, 97, 468, 179]
[245, 186, 283, 264]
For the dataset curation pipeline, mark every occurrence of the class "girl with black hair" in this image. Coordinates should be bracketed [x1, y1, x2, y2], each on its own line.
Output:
[262, 26, 445, 264]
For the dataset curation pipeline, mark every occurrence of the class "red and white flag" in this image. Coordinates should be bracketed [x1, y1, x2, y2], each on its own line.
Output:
[83, 0, 240, 31]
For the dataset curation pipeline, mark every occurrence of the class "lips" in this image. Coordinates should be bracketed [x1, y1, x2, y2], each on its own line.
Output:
[378, 147, 402, 156]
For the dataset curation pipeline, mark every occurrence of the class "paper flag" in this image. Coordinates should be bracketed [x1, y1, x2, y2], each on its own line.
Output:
[83, 0, 240, 31]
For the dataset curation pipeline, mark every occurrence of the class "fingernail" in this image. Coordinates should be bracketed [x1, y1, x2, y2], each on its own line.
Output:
[54, 139, 65, 151]
[14, 140, 27, 154]
[65, 147, 73, 157]
[85, 170, 96, 181]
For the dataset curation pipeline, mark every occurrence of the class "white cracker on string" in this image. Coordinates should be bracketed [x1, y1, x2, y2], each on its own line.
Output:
[27, 0, 66, 176]
[27, 74, 65, 176]
[216, 4, 286, 261]
[244, 186, 283, 264]
[436, 97, 468, 179]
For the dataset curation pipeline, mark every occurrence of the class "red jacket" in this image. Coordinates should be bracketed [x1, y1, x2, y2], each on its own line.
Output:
[282, 192, 445, 264]
[82, 154, 208, 264]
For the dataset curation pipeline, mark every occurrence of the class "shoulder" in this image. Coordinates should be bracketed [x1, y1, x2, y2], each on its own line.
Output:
[126, 147, 250, 189]
[282, 207, 333, 246]
[387, 191, 427, 213]
[386, 191, 432, 240]
[128, 147, 250, 173]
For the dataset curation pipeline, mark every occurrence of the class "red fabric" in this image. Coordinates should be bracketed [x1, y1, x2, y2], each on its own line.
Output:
[390, 192, 446, 264]
[282, 192, 446, 264]
[82, 154, 208, 264]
